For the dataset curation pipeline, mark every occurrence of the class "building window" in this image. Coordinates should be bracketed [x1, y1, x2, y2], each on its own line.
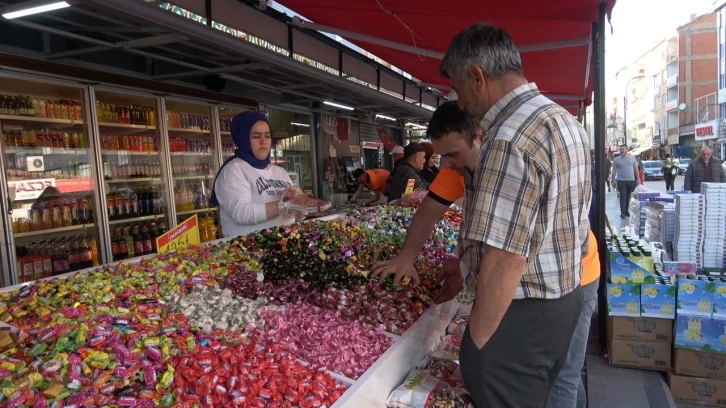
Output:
[662, 70, 667, 84]
[655, 96, 661, 110]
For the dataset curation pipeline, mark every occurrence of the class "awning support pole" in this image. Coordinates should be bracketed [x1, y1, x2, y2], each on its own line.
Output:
[595, 1, 609, 352]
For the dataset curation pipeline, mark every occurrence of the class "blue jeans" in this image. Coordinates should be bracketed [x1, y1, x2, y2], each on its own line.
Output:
[547, 279, 599, 408]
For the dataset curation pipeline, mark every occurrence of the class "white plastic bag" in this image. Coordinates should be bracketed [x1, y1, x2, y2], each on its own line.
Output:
[634, 184, 649, 193]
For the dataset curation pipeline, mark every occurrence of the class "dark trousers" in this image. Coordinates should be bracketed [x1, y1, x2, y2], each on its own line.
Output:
[665, 177, 675, 191]
[460, 285, 583, 408]
[617, 180, 636, 216]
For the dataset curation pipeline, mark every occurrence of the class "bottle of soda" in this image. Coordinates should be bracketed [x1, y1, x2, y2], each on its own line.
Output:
[152, 189, 161, 214]
[123, 227, 135, 258]
[138, 188, 149, 216]
[88, 234, 99, 267]
[79, 196, 89, 224]
[52, 245, 65, 276]
[158, 221, 167, 236]
[149, 222, 159, 252]
[79, 235, 92, 269]
[111, 228, 121, 261]
[129, 190, 139, 218]
[68, 238, 79, 272]
[132, 225, 144, 256]
[141, 223, 153, 254]
[107, 193, 116, 221]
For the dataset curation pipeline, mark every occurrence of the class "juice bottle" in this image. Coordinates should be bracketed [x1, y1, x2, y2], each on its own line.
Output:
[88, 235, 99, 266]
[207, 217, 217, 241]
[121, 135, 130, 151]
[40, 203, 52, 230]
[198, 214, 209, 242]
[29, 209, 41, 231]
[61, 199, 73, 227]
[123, 227, 134, 259]
[51, 201, 63, 229]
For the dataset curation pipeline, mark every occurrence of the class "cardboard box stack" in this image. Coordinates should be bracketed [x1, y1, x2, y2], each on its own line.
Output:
[630, 192, 659, 238]
[645, 200, 676, 248]
[606, 234, 676, 371]
[670, 275, 726, 405]
[702, 183, 726, 269]
[673, 194, 705, 270]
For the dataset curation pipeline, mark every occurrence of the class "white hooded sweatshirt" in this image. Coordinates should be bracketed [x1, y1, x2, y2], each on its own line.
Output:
[214, 158, 295, 237]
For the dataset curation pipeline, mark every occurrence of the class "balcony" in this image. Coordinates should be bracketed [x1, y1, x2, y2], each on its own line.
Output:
[667, 51, 677, 62]
[666, 98, 679, 111]
[667, 74, 678, 87]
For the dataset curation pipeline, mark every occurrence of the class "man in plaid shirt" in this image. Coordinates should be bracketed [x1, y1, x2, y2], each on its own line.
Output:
[433, 23, 592, 407]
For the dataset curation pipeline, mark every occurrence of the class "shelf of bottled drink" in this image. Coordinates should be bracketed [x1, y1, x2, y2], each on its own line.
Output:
[0, 73, 258, 286]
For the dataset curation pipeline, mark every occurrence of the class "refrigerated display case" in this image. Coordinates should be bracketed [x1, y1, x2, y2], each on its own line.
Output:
[218, 105, 241, 161]
[0, 75, 102, 286]
[165, 98, 219, 242]
[93, 88, 170, 262]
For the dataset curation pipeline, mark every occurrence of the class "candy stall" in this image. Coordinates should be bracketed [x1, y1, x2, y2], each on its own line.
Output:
[0, 202, 469, 407]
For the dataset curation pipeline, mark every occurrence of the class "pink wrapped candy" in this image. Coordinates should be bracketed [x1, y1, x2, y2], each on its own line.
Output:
[254, 305, 394, 379]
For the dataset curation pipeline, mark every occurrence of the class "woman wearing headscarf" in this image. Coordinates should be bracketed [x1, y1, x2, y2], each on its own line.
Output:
[420, 142, 439, 184]
[211, 111, 303, 237]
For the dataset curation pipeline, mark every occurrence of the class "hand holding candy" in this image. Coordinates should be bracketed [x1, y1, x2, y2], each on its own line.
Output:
[371, 254, 421, 286]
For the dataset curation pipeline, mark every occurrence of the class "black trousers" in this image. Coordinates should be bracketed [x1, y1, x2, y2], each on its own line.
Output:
[664, 177, 675, 191]
[617, 180, 636, 216]
[460, 285, 583, 408]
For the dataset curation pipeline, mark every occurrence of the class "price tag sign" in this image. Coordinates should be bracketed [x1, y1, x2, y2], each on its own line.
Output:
[404, 179, 416, 195]
[156, 215, 200, 254]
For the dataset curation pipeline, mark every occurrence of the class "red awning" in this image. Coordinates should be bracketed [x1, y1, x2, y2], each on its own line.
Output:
[278, 0, 615, 114]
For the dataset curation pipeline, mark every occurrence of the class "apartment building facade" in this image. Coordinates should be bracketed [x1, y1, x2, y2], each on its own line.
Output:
[673, 12, 718, 158]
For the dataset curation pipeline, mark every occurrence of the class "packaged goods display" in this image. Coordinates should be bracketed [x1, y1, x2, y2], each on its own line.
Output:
[702, 183, 726, 269]
[96, 100, 155, 126]
[1, 94, 83, 121]
[0, 201, 461, 406]
[674, 194, 706, 269]
[166, 111, 210, 131]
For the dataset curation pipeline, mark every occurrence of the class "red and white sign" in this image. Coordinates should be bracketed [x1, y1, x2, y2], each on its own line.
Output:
[7, 178, 56, 201]
[695, 120, 720, 142]
[376, 127, 398, 152]
[321, 115, 350, 141]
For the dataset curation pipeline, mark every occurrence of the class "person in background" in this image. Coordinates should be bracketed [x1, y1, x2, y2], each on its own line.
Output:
[662, 155, 678, 192]
[435, 23, 590, 408]
[605, 155, 612, 192]
[637, 156, 645, 185]
[371, 101, 473, 288]
[390, 145, 404, 165]
[684, 146, 726, 193]
[612, 145, 640, 219]
[211, 111, 305, 237]
[386, 142, 428, 202]
[420, 142, 440, 184]
[349, 168, 390, 205]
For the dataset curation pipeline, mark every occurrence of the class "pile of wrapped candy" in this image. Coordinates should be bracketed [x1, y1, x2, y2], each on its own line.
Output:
[386, 310, 473, 408]
[0, 202, 461, 407]
[344, 204, 461, 253]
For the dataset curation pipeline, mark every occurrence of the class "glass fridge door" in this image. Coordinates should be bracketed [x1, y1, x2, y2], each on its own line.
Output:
[165, 98, 218, 242]
[94, 88, 169, 262]
[0, 75, 101, 285]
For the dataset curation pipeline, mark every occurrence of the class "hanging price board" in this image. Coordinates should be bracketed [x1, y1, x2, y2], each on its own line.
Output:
[404, 179, 416, 195]
[156, 215, 200, 254]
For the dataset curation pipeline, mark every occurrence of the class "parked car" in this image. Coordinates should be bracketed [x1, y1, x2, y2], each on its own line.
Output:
[677, 158, 691, 175]
[643, 160, 664, 180]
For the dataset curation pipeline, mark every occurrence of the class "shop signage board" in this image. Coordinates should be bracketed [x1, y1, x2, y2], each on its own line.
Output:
[321, 115, 350, 141]
[719, 119, 726, 140]
[7, 178, 56, 201]
[156, 215, 200, 254]
[695, 120, 720, 142]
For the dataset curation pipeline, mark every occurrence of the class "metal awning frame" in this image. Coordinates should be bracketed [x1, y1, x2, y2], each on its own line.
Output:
[0, 0, 437, 121]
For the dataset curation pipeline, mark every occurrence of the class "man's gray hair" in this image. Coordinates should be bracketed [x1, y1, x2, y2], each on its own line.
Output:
[439, 23, 523, 83]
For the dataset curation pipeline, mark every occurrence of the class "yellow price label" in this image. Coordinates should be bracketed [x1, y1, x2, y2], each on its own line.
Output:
[404, 178, 416, 195]
[156, 215, 200, 254]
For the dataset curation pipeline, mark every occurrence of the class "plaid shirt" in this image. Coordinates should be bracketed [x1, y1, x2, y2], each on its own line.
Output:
[456, 83, 591, 302]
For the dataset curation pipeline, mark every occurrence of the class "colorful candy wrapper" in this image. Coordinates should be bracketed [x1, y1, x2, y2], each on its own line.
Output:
[144, 365, 157, 389]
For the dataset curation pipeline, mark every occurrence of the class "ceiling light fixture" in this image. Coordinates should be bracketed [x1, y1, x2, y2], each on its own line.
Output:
[2, 0, 70, 19]
[290, 122, 310, 127]
[324, 101, 354, 111]
[406, 122, 427, 130]
[376, 114, 396, 121]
